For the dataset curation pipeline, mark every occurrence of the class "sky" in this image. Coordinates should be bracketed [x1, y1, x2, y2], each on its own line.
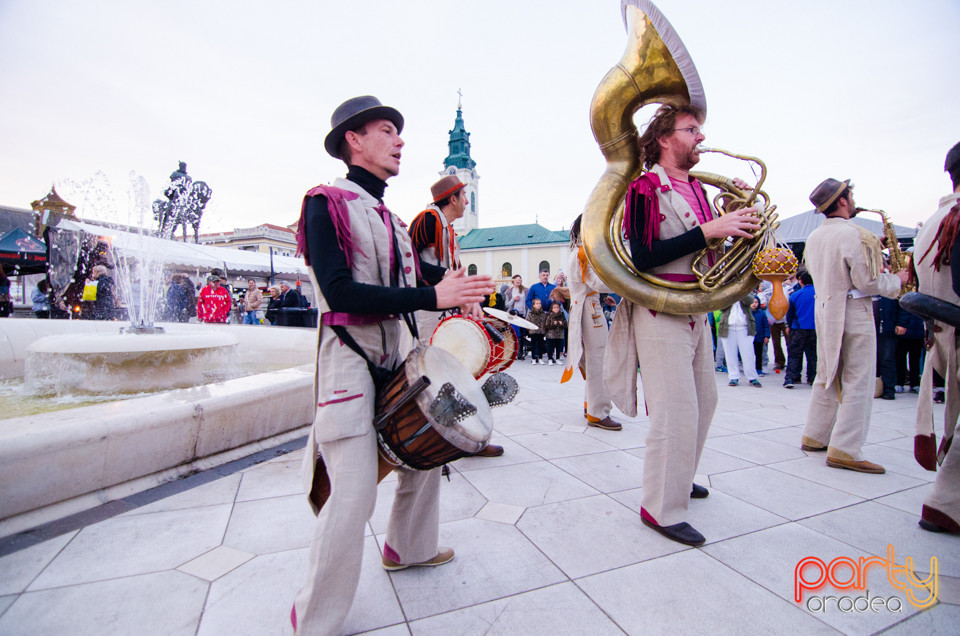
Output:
[1, 0, 958, 236]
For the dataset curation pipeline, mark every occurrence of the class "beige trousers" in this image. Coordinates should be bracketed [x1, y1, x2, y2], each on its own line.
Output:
[802, 297, 875, 460]
[925, 435, 960, 526]
[583, 295, 612, 420]
[294, 428, 440, 635]
[634, 309, 717, 526]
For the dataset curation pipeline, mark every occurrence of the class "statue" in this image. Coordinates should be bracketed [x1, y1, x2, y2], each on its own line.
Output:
[152, 161, 213, 242]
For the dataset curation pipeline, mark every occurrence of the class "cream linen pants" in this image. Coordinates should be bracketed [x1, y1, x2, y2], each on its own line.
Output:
[720, 325, 758, 382]
[802, 297, 875, 460]
[583, 295, 613, 420]
[634, 309, 717, 526]
[294, 428, 440, 635]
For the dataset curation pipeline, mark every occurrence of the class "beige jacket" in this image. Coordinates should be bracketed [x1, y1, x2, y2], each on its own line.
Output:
[803, 217, 900, 392]
[243, 287, 263, 311]
[913, 192, 960, 448]
[562, 242, 611, 383]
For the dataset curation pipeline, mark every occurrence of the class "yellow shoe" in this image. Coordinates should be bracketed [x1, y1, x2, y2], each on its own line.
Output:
[382, 547, 454, 571]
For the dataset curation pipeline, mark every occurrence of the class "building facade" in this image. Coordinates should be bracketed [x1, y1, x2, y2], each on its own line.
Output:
[194, 223, 297, 257]
[458, 224, 569, 288]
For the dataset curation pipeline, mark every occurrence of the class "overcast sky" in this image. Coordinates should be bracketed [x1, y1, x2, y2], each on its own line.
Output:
[1, 0, 958, 236]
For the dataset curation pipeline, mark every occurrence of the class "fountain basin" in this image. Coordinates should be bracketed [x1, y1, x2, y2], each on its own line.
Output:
[26, 332, 239, 394]
[0, 320, 317, 538]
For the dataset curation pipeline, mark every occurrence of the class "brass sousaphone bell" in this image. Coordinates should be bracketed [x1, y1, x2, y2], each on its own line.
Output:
[582, 0, 781, 315]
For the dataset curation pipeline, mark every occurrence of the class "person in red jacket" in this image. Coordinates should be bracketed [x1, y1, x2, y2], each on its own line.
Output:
[197, 274, 231, 323]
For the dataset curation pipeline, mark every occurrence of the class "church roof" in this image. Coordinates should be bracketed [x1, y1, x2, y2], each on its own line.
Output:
[459, 224, 569, 249]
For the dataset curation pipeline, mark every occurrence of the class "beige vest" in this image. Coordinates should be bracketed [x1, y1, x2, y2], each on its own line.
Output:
[645, 164, 718, 278]
[413, 205, 459, 269]
[313, 177, 419, 315]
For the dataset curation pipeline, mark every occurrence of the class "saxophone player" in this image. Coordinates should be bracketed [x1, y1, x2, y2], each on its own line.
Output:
[799, 179, 909, 473]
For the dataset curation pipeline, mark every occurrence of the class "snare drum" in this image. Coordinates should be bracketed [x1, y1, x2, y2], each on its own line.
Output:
[375, 345, 492, 470]
[430, 315, 492, 378]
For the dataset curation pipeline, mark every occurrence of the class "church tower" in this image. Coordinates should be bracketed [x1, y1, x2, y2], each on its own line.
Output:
[441, 96, 479, 234]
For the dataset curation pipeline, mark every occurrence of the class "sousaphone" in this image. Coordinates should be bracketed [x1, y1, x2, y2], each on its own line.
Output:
[583, 0, 780, 315]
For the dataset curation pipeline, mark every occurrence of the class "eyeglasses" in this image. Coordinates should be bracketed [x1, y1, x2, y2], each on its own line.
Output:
[674, 126, 703, 136]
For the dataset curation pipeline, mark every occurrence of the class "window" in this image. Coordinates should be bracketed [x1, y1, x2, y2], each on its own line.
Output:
[501, 263, 512, 277]
[471, 192, 476, 213]
[538, 260, 550, 274]
[468, 264, 478, 275]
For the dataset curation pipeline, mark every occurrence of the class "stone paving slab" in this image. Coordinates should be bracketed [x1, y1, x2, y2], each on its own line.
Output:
[0, 361, 956, 635]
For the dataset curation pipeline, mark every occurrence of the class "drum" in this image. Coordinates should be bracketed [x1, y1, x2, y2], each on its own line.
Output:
[482, 315, 518, 374]
[375, 345, 492, 471]
[430, 315, 493, 378]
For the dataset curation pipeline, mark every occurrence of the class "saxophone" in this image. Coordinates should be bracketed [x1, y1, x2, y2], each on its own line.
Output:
[855, 208, 916, 295]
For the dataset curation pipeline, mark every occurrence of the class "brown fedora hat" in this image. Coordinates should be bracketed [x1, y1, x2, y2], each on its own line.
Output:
[809, 178, 851, 213]
[324, 95, 404, 159]
[430, 175, 466, 204]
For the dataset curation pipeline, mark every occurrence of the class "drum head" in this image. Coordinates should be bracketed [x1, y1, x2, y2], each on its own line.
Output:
[430, 316, 490, 378]
[406, 346, 493, 452]
[484, 306, 539, 331]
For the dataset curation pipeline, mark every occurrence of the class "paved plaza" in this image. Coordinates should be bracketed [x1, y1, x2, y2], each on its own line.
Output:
[0, 360, 957, 635]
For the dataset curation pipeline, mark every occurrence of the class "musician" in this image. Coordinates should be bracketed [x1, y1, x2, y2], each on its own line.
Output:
[799, 178, 907, 474]
[292, 95, 491, 635]
[562, 214, 622, 431]
[606, 104, 761, 546]
[408, 175, 504, 458]
[409, 175, 468, 333]
[911, 141, 960, 533]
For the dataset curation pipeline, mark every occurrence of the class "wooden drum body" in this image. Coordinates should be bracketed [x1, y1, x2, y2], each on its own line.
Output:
[375, 346, 492, 471]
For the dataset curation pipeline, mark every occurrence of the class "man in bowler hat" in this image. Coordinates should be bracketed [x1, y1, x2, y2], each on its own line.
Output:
[291, 96, 491, 634]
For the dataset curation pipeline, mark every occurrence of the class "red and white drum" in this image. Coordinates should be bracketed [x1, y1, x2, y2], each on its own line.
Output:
[430, 314, 518, 378]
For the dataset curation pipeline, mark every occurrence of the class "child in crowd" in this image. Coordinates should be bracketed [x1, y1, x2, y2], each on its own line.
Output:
[751, 296, 770, 376]
[527, 298, 548, 364]
[544, 301, 568, 365]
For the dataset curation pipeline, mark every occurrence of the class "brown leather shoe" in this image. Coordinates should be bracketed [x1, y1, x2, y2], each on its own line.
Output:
[801, 435, 827, 452]
[826, 452, 885, 474]
[382, 546, 455, 571]
[587, 416, 623, 431]
[473, 444, 504, 457]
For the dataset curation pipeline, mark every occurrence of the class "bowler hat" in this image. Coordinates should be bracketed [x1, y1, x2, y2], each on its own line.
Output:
[431, 175, 466, 204]
[809, 178, 851, 213]
[324, 95, 404, 160]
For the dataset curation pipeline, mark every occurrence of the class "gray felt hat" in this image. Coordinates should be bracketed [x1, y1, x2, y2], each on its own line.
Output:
[324, 95, 404, 160]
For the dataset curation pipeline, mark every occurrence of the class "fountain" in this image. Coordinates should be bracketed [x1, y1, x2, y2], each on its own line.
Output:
[0, 172, 316, 538]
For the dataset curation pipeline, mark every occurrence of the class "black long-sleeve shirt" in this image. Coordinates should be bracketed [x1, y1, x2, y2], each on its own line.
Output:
[304, 166, 445, 314]
[625, 182, 708, 272]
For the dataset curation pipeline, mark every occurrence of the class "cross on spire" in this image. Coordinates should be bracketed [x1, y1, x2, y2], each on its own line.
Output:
[457, 88, 463, 110]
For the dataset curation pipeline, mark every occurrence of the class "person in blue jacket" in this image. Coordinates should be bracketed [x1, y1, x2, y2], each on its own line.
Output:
[783, 271, 817, 389]
[751, 295, 770, 376]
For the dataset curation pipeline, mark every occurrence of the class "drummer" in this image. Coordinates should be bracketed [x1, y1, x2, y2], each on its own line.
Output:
[409, 175, 505, 458]
[292, 95, 491, 635]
